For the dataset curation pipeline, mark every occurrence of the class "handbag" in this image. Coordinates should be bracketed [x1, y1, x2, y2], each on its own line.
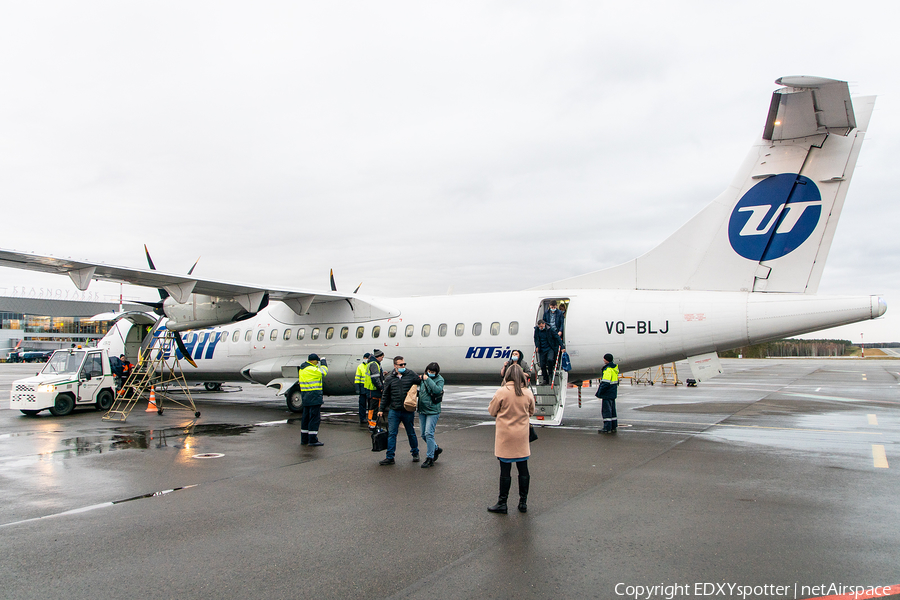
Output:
[403, 384, 418, 412]
[560, 352, 572, 372]
[529, 424, 538, 442]
[371, 426, 388, 452]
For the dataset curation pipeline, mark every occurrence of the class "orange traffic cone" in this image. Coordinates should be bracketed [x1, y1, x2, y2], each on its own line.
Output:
[146, 387, 158, 412]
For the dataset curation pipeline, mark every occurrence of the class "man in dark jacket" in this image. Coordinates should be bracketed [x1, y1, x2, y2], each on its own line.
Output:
[533, 320, 563, 385]
[542, 300, 565, 340]
[596, 353, 620, 433]
[377, 356, 420, 465]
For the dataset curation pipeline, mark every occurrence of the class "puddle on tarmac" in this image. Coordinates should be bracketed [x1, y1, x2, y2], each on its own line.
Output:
[56, 423, 254, 458]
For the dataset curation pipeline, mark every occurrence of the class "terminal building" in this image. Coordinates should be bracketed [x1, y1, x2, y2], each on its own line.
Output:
[1, 295, 146, 359]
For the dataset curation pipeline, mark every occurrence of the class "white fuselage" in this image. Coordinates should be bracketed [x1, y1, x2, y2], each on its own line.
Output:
[99, 289, 884, 396]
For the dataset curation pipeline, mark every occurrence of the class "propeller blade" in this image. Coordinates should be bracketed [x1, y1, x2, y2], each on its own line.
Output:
[143, 244, 157, 271]
[144, 245, 169, 301]
[134, 300, 165, 315]
[174, 331, 198, 368]
[330, 269, 337, 292]
[353, 283, 362, 294]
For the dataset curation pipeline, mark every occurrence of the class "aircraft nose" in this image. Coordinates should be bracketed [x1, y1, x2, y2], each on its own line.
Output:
[872, 296, 888, 318]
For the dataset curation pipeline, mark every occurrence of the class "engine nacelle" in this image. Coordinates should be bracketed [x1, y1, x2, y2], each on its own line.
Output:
[163, 295, 254, 331]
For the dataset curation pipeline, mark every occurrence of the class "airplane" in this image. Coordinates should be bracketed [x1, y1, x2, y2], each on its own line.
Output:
[0, 76, 885, 424]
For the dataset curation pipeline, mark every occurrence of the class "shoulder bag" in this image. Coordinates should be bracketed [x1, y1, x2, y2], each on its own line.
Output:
[403, 384, 419, 412]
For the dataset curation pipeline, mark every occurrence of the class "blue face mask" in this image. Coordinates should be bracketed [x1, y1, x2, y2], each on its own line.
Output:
[550, 308, 557, 312]
[398, 367, 406, 373]
[511, 355, 519, 362]
[427, 372, 435, 378]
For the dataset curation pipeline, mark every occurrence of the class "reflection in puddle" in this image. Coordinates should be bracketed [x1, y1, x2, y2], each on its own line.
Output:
[56, 423, 254, 458]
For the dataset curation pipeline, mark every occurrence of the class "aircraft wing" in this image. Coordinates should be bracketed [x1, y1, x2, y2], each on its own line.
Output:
[0, 248, 385, 316]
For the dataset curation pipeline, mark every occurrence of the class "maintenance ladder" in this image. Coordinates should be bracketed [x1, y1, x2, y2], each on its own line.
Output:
[103, 331, 199, 422]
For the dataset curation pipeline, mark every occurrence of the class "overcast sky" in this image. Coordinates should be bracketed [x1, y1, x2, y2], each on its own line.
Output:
[1, 1, 898, 342]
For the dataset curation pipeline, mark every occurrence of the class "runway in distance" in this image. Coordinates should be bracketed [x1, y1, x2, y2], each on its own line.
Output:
[0, 76, 886, 424]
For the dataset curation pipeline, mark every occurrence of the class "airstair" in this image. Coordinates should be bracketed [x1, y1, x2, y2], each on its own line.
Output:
[529, 348, 567, 426]
[103, 331, 199, 422]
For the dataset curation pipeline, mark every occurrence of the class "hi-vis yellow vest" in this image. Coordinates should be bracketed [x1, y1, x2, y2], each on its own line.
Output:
[355, 362, 368, 388]
[298, 362, 327, 394]
[602, 364, 619, 385]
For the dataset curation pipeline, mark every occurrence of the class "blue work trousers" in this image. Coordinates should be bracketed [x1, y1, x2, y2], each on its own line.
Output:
[386, 409, 419, 460]
[358, 391, 369, 424]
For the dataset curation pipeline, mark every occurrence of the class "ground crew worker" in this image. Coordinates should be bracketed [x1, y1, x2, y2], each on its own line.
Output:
[298, 353, 328, 446]
[596, 353, 619, 433]
[355, 352, 371, 427]
[366, 349, 385, 429]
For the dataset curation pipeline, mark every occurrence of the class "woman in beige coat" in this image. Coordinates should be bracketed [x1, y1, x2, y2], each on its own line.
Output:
[487, 364, 536, 514]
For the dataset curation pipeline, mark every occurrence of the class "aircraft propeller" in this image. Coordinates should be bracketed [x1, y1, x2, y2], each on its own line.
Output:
[139, 245, 199, 368]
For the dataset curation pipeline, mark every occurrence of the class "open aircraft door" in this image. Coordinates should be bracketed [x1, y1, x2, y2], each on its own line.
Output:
[91, 311, 158, 364]
[530, 298, 569, 426]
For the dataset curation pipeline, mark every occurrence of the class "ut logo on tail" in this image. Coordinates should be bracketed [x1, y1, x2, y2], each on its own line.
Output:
[728, 173, 822, 261]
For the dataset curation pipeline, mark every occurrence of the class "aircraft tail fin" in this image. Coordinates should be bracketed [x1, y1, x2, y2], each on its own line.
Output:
[535, 77, 874, 294]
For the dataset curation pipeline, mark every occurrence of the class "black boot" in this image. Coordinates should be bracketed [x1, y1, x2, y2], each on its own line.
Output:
[300, 433, 309, 445]
[488, 476, 512, 514]
[517, 475, 530, 513]
[308, 434, 324, 447]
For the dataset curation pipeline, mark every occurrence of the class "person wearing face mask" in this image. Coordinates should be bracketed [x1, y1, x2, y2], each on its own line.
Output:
[417, 362, 445, 468]
[542, 300, 565, 340]
[500, 349, 533, 383]
[378, 356, 421, 465]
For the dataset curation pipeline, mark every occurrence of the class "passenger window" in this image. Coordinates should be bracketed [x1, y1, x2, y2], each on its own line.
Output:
[388, 325, 397, 338]
[421, 324, 431, 337]
[356, 326, 364, 339]
[509, 321, 519, 335]
[326, 327, 334, 340]
[270, 329, 278, 341]
[405, 325, 414, 337]
[283, 329, 292, 341]
[490, 322, 500, 335]
[257, 330, 265, 342]
[372, 326, 381, 338]
[232, 330, 240, 343]
[245, 330, 252, 342]
[438, 323, 447, 337]
[297, 328, 305, 340]
[341, 327, 349, 339]
[472, 322, 482, 336]
[311, 328, 320, 340]
[455, 323, 464, 336]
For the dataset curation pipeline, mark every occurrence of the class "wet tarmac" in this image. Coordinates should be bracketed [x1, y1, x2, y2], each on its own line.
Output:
[1, 359, 898, 599]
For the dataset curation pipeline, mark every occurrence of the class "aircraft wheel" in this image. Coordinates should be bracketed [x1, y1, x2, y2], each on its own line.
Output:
[49, 394, 75, 416]
[286, 389, 303, 413]
[96, 389, 114, 411]
[20, 410, 41, 416]
[204, 382, 222, 391]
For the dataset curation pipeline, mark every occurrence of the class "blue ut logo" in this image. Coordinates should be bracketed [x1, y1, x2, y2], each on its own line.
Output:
[728, 173, 822, 261]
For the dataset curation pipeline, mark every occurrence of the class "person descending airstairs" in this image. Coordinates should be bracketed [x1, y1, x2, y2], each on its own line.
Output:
[103, 330, 200, 422]
[529, 347, 568, 426]
[527, 298, 570, 426]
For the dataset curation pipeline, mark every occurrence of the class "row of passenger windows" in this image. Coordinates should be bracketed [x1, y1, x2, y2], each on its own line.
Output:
[194, 321, 521, 344]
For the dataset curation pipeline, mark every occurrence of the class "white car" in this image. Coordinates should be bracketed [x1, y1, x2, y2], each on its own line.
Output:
[10, 348, 117, 416]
